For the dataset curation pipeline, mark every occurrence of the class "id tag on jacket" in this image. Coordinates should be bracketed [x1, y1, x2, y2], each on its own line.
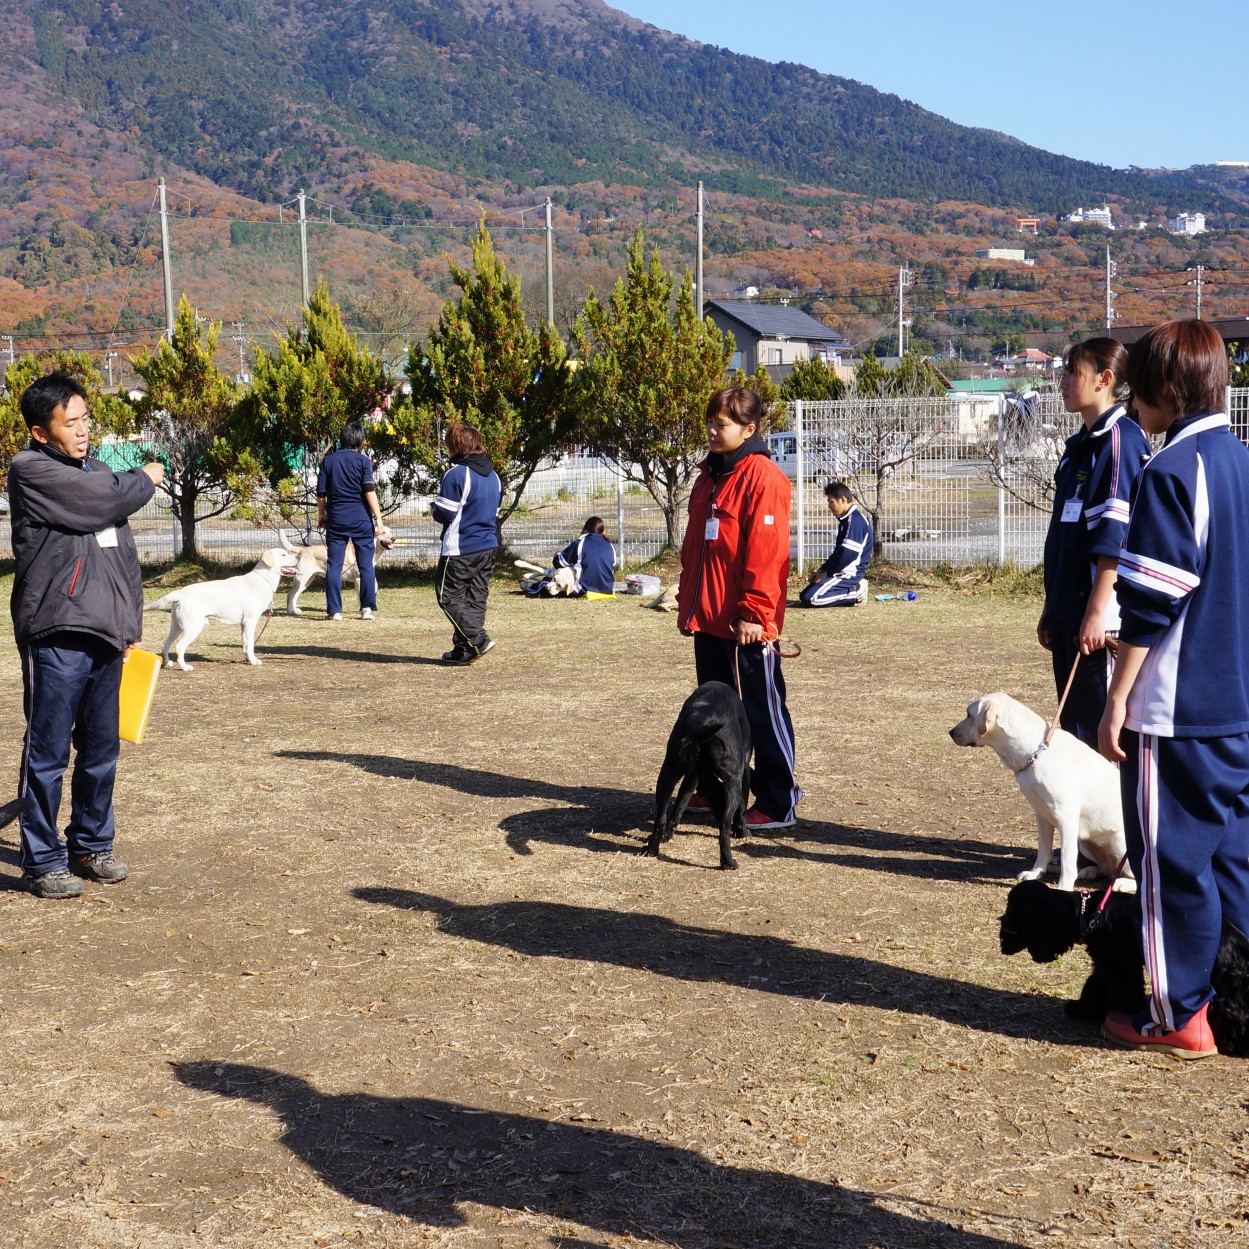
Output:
[96, 526, 119, 548]
[1060, 498, 1083, 523]
[704, 518, 720, 540]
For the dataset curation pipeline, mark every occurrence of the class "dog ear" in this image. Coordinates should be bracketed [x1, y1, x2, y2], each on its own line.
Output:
[977, 699, 998, 737]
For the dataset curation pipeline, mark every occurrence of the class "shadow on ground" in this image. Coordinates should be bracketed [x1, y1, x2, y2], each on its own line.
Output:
[277, 750, 1021, 881]
[174, 1061, 1028, 1249]
[353, 888, 1087, 1046]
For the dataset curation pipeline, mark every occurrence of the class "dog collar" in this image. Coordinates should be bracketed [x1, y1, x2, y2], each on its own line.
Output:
[1014, 738, 1049, 774]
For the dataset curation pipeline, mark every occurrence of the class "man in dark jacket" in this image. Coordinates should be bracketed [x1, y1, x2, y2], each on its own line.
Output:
[7, 372, 162, 898]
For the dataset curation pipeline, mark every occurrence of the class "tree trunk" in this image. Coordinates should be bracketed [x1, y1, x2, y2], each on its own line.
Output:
[178, 487, 198, 560]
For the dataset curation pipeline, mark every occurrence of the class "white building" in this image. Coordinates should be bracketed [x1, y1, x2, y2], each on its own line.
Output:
[975, 248, 1035, 265]
[1168, 212, 1208, 236]
[1063, 205, 1115, 229]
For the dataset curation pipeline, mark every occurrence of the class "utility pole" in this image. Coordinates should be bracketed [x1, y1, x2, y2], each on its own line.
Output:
[298, 190, 310, 307]
[695, 181, 705, 326]
[897, 265, 913, 357]
[2, 334, 14, 372]
[1105, 245, 1116, 330]
[544, 197, 555, 328]
[158, 178, 175, 341]
[1195, 263, 1204, 319]
[105, 351, 117, 389]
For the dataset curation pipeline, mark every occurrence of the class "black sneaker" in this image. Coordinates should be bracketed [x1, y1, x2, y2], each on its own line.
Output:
[441, 647, 471, 665]
[69, 851, 130, 884]
[24, 868, 85, 899]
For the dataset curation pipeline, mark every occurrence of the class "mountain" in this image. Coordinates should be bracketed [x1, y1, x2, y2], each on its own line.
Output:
[9, 0, 1238, 214]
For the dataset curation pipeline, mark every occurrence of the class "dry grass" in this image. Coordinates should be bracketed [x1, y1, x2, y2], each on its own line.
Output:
[0, 574, 1245, 1248]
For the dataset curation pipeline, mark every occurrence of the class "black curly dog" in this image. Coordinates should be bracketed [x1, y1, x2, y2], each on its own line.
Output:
[645, 681, 751, 871]
[1000, 878, 1249, 1055]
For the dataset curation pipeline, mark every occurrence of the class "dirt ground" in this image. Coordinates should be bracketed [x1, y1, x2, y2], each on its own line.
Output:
[1, 571, 1247, 1249]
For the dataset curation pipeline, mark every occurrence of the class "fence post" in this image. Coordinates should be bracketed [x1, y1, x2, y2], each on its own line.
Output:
[794, 400, 805, 576]
[996, 403, 1006, 567]
[616, 457, 625, 569]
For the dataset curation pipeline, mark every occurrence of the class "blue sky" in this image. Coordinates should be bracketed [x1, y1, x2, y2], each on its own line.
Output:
[610, 1, 1240, 170]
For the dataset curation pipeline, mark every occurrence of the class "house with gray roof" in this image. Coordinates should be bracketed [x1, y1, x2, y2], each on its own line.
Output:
[703, 300, 851, 382]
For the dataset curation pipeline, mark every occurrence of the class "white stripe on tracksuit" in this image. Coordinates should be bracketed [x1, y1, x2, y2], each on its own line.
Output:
[1136, 734, 1177, 1033]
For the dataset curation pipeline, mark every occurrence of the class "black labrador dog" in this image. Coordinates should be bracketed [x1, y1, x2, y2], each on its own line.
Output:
[644, 681, 751, 870]
[999, 877, 1249, 1055]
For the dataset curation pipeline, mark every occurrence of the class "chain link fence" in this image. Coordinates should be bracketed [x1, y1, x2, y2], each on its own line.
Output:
[3, 388, 1247, 570]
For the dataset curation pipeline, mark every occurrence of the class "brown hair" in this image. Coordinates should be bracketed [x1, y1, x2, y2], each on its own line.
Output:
[1064, 336, 1130, 400]
[706, 385, 764, 429]
[1126, 320, 1228, 417]
[445, 420, 485, 458]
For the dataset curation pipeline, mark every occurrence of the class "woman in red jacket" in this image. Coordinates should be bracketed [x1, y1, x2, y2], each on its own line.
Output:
[676, 386, 799, 829]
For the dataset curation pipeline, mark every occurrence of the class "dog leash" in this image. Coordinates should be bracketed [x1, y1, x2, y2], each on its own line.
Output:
[731, 623, 802, 700]
[1079, 852, 1132, 936]
[1018, 653, 1082, 773]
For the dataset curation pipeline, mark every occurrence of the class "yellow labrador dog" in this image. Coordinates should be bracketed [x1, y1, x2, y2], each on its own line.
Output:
[278, 527, 395, 615]
[949, 692, 1135, 893]
[145, 548, 291, 670]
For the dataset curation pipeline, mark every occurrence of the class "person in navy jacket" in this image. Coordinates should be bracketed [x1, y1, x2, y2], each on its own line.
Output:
[552, 516, 616, 596]
[1039, 337, 1151, 746]
[316, 419, 385, 620]
[799, 481, 872, 607]
[432, 421, 502, 664]
[1099, 319, 1249, 1059]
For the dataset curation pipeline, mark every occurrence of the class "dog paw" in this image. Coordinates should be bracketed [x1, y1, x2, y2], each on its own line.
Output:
[640, 842, 660, 858]
[1111, 878, 1138, 894]
[1017, 869, 1045, 882]
[719, 857, 739, 870]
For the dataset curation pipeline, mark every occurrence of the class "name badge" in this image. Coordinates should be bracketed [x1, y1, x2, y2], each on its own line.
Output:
[96, 526, 119, 549]
[704, 518, 720, 540]
[763, 514, 774, 526]
[1060, 498, 1083, 523]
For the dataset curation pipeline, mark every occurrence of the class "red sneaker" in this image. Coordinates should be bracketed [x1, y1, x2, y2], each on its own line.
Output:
[744, 807, 796, 831]
[685, 794, 713, 814]
[1102, 1002, 1217, 1059]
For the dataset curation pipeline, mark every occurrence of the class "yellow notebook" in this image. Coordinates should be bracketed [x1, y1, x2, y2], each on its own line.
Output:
[118, 648, 161, 744]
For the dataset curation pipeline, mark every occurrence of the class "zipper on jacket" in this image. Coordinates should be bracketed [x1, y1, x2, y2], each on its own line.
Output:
[678, 478, 719, 633]
[66, 556, 83, 598]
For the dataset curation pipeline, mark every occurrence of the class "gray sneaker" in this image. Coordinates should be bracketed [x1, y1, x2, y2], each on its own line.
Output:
[25, 868, 85, 899]
[69, 852, 130, 884]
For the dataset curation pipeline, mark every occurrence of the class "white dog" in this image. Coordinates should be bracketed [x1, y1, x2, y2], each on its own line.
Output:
[277, 528, 395, 615]
[541, 565, 578, 596]
[949, 692, 1135, 893]
[144, 548, 291, 670]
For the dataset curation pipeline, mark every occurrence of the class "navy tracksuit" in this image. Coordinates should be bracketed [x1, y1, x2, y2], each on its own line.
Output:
[799, 503, 873, 608]
[1041, 405, 1151, 746]
[1115, 412, 1249, 1034]
[553, 532, 616, 596]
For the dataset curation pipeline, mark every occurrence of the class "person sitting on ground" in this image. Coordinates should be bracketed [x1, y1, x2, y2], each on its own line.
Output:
[527, 516, 617, 598]
[798, 482, 873, 607]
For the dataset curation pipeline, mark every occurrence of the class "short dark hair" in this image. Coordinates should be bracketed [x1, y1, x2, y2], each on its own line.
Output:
[340, 419, 365, 450]
[1127, 320, 1228, 417]
[706, 385, 764, 429]
[823, 480, 853, 503]
[582, 516, 606, 535]
[446, 421, 485, 458]
[19, 372, 87, 432]
[1064, 337, 1129, 400]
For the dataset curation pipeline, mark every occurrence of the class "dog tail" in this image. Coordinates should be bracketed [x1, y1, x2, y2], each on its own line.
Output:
[0, 793, 32, 830]
[143, 591, 180, 612]
[277, 529, 301, 553]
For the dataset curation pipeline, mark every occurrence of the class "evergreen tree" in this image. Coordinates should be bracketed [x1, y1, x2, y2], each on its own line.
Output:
[248, 279, 391, 523]
[778, 355, 845, 403]
[574, 229, 734, 549]
[130, 296, 259, 558]
[1, 350, 133, 475]
[405, 223, 579, 535]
